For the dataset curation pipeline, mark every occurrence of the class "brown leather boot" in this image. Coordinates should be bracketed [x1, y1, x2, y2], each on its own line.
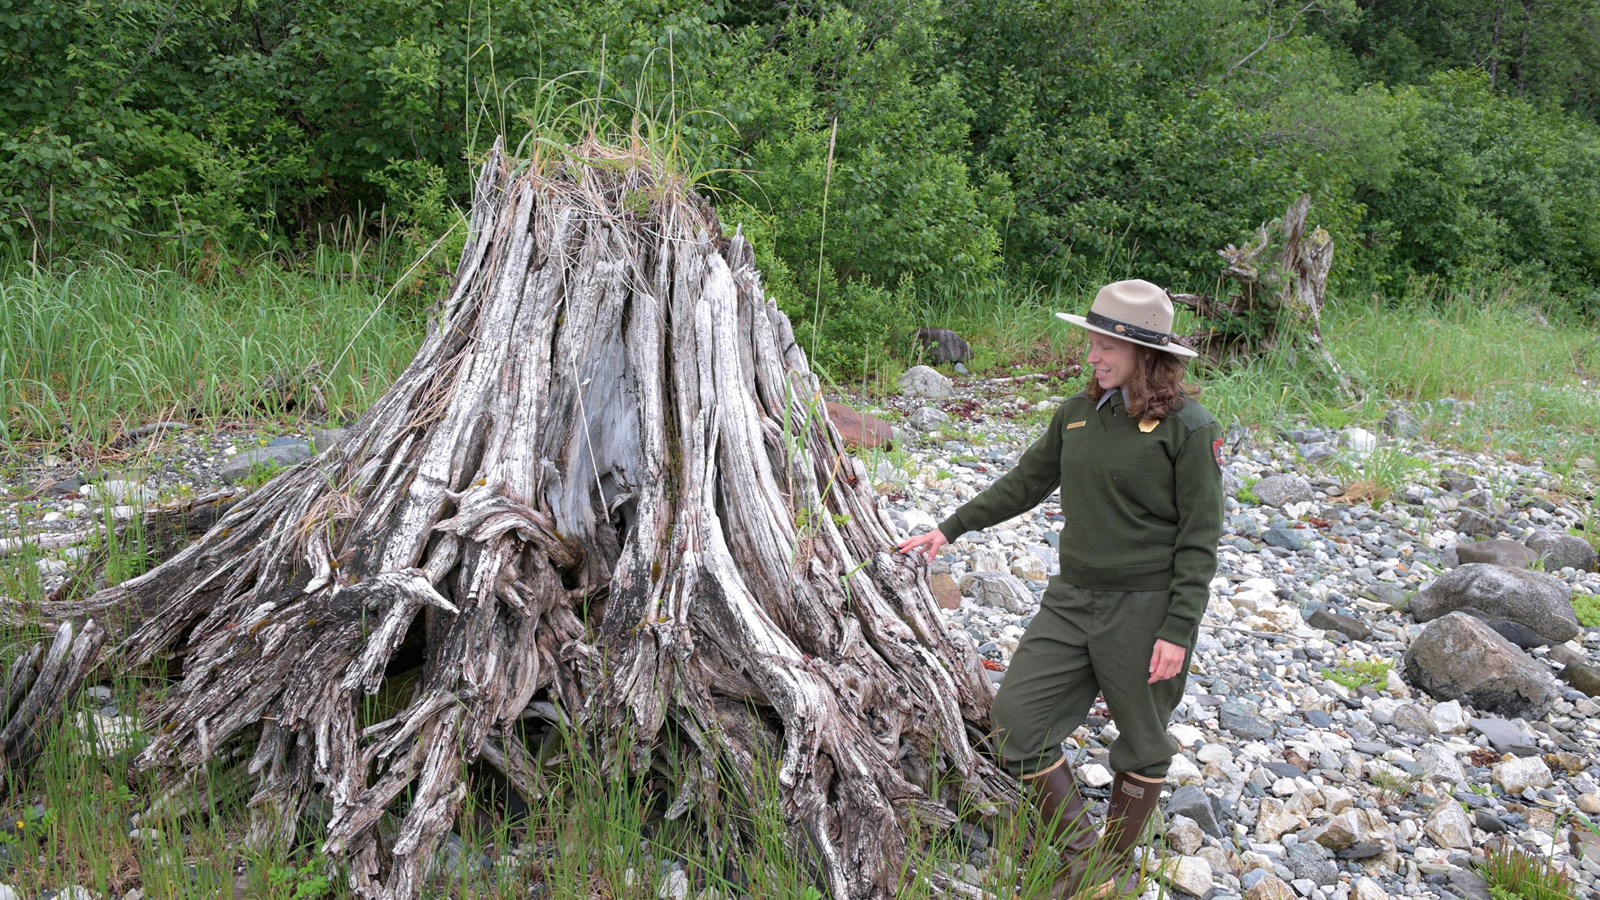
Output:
[1024, 757, 1097, 865]
[1068, 771, 1164, 899]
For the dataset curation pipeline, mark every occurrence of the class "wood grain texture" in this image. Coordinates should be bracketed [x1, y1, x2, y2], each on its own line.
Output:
[7, 138, 1015, 898]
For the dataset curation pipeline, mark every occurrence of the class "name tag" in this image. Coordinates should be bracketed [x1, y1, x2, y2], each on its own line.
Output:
[1065, 421, 1087, 430]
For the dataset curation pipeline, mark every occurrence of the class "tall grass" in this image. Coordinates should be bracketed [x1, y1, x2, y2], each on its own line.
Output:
[0, 252, 425, 457]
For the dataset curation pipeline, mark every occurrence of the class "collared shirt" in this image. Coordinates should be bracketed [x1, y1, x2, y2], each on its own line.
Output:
[1095, 388, 1122, 411]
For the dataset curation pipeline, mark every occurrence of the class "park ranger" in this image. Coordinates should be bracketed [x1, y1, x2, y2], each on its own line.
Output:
[899, 278, 1225, 898]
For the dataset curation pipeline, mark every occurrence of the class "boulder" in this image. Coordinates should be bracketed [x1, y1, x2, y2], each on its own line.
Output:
[1253, 474, 1314, 508]
[1408, 564, 1579, 644]
[1452, 539, 1537, 570]
[915, 327, 972, 364]
[1403, 613, 1561, 719]
[824, 401, 894, 450]
[898, 365, 954, 399]
[1527, 531, 1598, 572]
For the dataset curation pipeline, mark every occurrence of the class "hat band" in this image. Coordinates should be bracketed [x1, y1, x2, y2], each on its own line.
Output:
[1086, 311, 1171, 347]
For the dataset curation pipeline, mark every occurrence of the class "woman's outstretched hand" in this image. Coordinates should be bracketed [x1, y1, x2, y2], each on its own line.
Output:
[897, 528, 948, 562]
[1148, 638, 1187, 683]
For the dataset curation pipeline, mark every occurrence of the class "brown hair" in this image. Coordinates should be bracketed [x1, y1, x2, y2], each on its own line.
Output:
[1084, 345, 1199, 421]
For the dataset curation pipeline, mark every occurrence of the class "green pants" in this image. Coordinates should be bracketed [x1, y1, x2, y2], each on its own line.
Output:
[990, 580, 1194, 779]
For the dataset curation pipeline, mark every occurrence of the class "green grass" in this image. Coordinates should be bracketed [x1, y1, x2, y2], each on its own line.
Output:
[0, 252, 425, 459]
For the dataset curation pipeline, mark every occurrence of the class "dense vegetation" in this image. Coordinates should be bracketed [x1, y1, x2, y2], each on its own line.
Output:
[4, 0, 1600, 372]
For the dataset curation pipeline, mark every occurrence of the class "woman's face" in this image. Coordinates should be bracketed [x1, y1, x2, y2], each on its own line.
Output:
[1087, 333, 1139, 391]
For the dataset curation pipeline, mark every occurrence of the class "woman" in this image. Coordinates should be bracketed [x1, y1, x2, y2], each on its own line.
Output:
[899, 279, 1224, 898]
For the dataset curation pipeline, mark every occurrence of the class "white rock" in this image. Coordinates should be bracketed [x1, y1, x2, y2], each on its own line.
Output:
[900, 508, 937, 534]
[659, 868, 689, 900]
[1415, 745, 1466, 784]
[0, 885, 19, 900]
[1307, 809, 1363, 851]
[1492, 756, 1554, 794]
[1342, 428, 1378, 456]
[1577, 793, 1600, 815]
[970, 548, 1008, 574]
[56, 889, 100, 900]
[1079, 763, 1114, 788]
[1169, 723, 1204, 748]
[1424, 801, 1474, 849]
[1351, 876, 1390, 900]
[1270, 777, 1303, 797]
[81, 479, 154, 505]
[1431, 699, 1468, 733]
[1157, 856, 1213, 897]
[1254, 798, 1305, 842]
[1320, 785, 1355, 814]
[42, 511, 66, 523]
[1166, 815, 1206, 855]
[1167, 753, 1203, 785]
[1009, 554, 1047, 582]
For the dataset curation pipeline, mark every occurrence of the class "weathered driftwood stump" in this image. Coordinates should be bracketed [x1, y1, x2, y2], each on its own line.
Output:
[19, 139, 1012, 898]
[1175, 195, 1357, 401]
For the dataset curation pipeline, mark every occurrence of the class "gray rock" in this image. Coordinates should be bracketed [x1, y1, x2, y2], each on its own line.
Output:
[1469, 717, 1539, 754]
[1455, 508, 1506, 537]
[916, 327, 972, 364]
[907, 406, 950, 433]
[1446, 867, 1494, 900]
[957, 572, 1035, 615]
[1219, 700, 1276, 740]
[1253, 474, 1314, 508]
[1408, 564, 1580, 644]
[1473, 809, 1508, 833]
[1307, 608, 1372, 641]
[1527, 531, 1598, 572]
[1403, 613, 1561, 719]
[309, 427, 347, 451]
[1452, 539, 1537, 570]
[1167, 785, 1225, 839]
[1382, 405, 1422, 439]
[218, 442, 312, 484]
[1548, 645, 1600, 697]
[1284, 842, 1338, 886]
[1263, 527, 1307, 551]
[898, 365, 954, 400]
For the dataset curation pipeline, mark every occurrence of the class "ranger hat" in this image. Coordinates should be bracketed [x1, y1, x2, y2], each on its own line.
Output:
[1055, 279, 1198, 358]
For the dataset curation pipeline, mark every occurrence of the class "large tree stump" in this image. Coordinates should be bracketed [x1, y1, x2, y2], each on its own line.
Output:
[13, 138, 1012, 898]
[1175, 195, 1358, 401]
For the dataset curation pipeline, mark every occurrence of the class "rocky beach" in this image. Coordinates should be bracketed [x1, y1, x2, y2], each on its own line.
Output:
[3, 366, 1600, 900]
[874, 366, 1600, 900]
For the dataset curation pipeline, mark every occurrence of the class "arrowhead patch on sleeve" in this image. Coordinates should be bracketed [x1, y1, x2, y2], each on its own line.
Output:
[1213, 437, 1225, 469]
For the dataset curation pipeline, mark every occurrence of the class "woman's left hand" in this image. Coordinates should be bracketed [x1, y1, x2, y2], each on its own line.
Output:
[1148, 639, 1187, 683]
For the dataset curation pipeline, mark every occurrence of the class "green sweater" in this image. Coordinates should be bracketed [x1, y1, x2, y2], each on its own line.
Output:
[938, 391, 1224, 648]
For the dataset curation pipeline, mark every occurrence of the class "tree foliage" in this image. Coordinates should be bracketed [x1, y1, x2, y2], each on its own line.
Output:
[5, 0, 1600, 363]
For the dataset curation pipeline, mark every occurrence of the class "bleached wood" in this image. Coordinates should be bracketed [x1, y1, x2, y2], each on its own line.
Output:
[4, 138, 1015, 898]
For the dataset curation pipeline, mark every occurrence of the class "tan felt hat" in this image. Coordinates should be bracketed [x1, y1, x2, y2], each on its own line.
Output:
[1056, 278, 1198, 358]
